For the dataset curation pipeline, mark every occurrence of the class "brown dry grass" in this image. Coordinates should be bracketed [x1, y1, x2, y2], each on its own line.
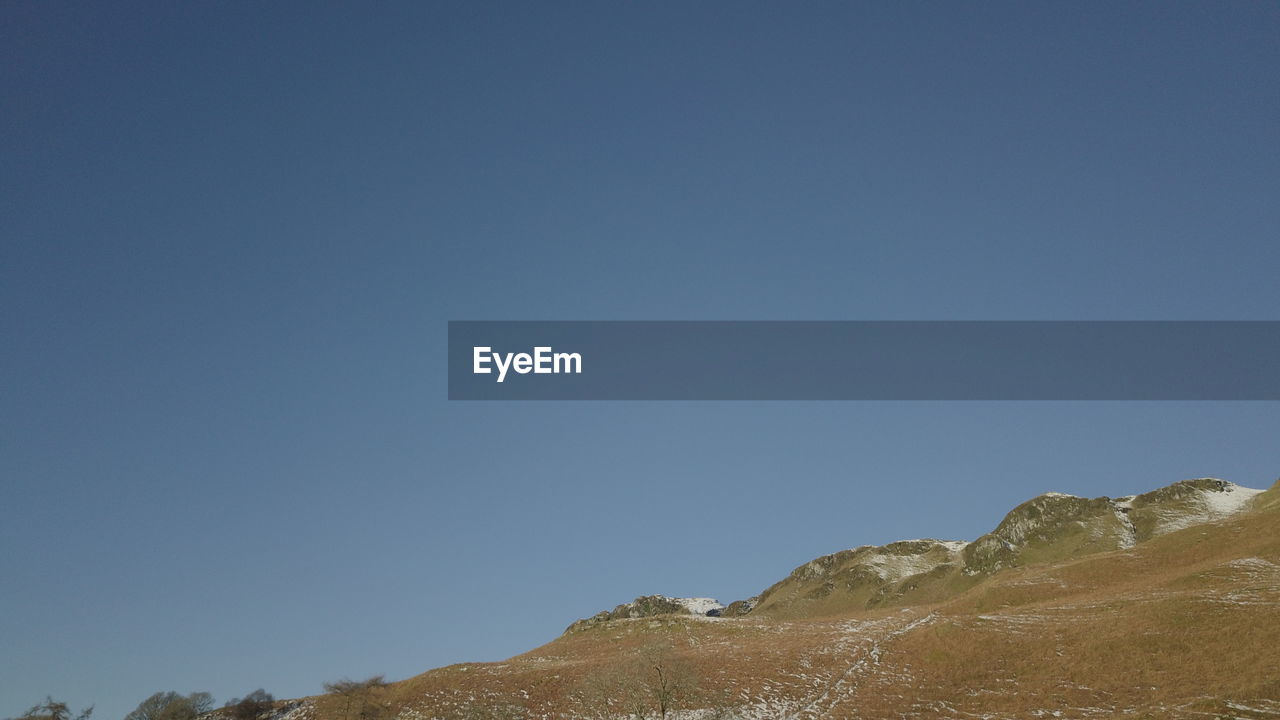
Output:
[297, 486, 1280, 719]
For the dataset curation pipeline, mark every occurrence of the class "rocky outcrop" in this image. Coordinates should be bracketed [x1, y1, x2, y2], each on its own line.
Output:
[963, 479, 1264, 575]
[565, 595, 724, 632]
[745, 538, 968, 617]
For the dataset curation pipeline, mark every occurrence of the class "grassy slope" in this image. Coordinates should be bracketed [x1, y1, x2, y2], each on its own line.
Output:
[308, 480, 1280, 719]
[888, 483, 1280, 718]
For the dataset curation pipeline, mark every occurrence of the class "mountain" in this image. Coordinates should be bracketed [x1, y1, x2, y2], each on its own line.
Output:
[731, 478, 1265, 621]
[268, 477, 1280, 719]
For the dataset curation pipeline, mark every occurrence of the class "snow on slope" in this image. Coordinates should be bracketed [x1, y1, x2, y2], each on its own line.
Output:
[1148, 480, 1264, 534]
[672, 597, 724, 615]
[1202, 482, 1264, 515]
[863, 542, 967, 583]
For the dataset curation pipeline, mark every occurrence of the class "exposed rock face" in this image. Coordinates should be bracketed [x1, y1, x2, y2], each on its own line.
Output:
[746, 538, 969, 617]
[565, 595, 724, 632]
[964, 479, 1264, 575]
[963, 493, 1124, 574]
[720, 595, 760, 617]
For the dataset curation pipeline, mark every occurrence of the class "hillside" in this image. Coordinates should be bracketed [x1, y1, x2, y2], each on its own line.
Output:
[270, 477, 1280, 719]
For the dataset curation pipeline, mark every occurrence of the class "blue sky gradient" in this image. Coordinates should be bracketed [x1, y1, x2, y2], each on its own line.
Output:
[3, 2, 1279, 718]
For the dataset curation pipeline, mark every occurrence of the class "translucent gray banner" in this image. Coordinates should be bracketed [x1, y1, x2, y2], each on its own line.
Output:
[448, 321, 1280, 400]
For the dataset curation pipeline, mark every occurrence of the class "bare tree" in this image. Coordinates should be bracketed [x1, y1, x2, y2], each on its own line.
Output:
[223, 691, 272, 720]
[8, 698, 92, 720]
[322, 676, 388, 720]
[573, 642, 699, 720]
[125, 692, 214, 720]
[188, 694, 214, 716]
[635, 642, 697, 720]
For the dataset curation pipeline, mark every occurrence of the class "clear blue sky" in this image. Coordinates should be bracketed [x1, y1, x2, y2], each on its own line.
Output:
[3, 2, 1279, 718]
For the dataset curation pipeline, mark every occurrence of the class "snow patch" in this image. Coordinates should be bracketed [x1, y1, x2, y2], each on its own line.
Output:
[1225, 556, 1279, 570]
[1109, 498, 1137, 549]
[1151, 482, 1263, 535]
[898, 539, 970, 551]
[867, 553, 943, 582]
[864, 541, 966, 582]
[671, 596, 724, 616]
[1201, 482, 1264, 515]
